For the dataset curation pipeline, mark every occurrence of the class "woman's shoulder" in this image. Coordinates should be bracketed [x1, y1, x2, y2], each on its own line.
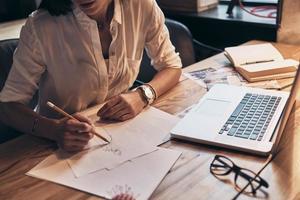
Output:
[26, 9, 72, 28]
[124, 0, 155, 12]
[19, 10, 53, 39]
[26, 9, 53, 25]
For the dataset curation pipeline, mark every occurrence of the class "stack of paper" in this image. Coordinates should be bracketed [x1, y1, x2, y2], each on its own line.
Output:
[27, 107, 181, 199]
[27, 148, 181, 199]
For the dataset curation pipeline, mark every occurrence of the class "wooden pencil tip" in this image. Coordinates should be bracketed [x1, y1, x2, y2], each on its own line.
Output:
[47, 101, 54, 107]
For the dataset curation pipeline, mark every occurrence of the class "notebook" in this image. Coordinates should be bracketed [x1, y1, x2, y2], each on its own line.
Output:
[224, 43, 299, 82]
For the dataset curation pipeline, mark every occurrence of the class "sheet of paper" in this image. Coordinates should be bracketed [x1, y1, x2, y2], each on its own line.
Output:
[26, 148, 181, 200]
[245, 80, 281, 89]
[67, 106, 180, 177]
[68, 131, 157, 177]
[184, 66, 246, 90]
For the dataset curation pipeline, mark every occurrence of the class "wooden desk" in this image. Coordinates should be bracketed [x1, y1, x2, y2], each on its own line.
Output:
[1, 41, 300, 200]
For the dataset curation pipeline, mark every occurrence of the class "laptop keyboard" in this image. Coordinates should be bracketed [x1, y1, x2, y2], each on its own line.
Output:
[219, 93, 281, 141]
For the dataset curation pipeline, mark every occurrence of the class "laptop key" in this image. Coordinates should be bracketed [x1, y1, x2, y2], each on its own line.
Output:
[231, 103, 246, 117]
[258, 135, 264, 141]
[228, 127, 238, 136]
[235, 134, 250, 139]
[250, 133, 259, 140]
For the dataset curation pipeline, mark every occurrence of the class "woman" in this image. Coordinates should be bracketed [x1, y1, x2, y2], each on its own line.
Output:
[0, 0, 182, 152]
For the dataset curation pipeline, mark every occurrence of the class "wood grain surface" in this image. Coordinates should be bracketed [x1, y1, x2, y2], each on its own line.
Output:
[1, 41, 300, 200]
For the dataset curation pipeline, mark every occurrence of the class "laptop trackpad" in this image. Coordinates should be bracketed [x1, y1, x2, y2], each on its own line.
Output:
[192, 99, 231, 139]
[195, 99, 231, 116]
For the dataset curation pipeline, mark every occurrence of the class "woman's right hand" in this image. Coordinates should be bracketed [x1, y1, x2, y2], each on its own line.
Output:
[53, 114, 94, 152]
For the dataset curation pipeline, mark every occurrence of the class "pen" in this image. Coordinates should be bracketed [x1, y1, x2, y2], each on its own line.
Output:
[244, 59, 274, 65]
[46, 101, 110, 143]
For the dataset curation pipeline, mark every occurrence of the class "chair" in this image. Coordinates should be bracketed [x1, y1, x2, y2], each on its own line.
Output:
[136, 18, 222, 84]
[0, 39, 22, 143]
[0, 39, 39, 143]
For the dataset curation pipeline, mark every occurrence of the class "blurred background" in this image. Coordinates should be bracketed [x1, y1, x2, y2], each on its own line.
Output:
[0, 0, 41, 22]
[1, 0, 299, 49]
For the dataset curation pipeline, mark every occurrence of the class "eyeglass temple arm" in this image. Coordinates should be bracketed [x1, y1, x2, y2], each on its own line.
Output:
[237, 169, 268, 187]
[232, 154, 273, 200]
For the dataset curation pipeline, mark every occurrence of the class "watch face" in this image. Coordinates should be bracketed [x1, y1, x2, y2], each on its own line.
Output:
[144, 87, 154, 99]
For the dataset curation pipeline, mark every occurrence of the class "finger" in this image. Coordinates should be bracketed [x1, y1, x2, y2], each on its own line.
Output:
[99, 101, 123, 118]
[70, 131, 94, 141]
[66, 138, 89, 148]
[101, 101, 127, 119]
[97, 96, 121, 116]
[110, 109, 131, 120]
[118, 113, 134, 121]
[73, 113, 93, 125]
[60, 139, 89, 152]
[64, 145, 86, 152]
[65, 119, 93, 132]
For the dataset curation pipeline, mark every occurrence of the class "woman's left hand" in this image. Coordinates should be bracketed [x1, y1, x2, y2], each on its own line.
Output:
[97, 90, 147, 121]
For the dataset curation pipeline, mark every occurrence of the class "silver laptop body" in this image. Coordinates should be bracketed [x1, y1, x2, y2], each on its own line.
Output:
[171, 67, 300, 156]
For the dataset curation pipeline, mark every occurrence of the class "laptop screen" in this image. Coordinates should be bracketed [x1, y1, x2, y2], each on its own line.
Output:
[272, 63, 300, 153]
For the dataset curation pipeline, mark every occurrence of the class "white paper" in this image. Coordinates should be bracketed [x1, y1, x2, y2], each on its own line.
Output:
[26, 148, 181, 200]
[67, 106, 180, 177]
[68, 132, 157, 177]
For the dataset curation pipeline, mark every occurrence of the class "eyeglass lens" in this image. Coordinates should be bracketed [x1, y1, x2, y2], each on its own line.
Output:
[210, 155, 269, 195]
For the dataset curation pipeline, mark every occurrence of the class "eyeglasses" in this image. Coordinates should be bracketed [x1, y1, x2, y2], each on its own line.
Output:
[210, 155, 269, 195]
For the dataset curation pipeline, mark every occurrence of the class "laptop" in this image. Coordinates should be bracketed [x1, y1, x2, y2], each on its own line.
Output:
[171, 66, 300, 155]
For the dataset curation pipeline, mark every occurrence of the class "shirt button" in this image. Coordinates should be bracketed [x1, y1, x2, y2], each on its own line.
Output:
[111, 51, 115, 56]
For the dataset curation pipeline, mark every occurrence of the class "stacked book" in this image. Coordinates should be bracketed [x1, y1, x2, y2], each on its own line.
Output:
[224, 43, 299, 82]
[158, 0, 219, 13]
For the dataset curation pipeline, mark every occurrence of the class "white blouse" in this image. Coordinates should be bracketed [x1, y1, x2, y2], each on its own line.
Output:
[0, 0, 182, 118]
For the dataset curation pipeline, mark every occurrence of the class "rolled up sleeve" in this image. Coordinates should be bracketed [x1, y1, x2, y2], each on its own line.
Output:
[144, 0, 182, 71]
[0, 17, 45, 105]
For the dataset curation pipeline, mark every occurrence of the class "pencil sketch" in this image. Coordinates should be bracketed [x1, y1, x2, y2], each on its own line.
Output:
[66, 107, 178, 177]
[103, 143, 122, 156]
[107, 184, 140, 200]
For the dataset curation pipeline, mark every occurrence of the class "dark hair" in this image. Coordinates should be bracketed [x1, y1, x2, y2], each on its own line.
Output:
[39, 0, 74, 16]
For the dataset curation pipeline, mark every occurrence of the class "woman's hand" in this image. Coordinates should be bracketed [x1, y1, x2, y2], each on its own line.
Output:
[53, 114, 94, 152]
[97, 91, 147, 121]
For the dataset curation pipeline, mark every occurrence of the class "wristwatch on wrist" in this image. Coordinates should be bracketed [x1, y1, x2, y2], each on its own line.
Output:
[136, 84, 156, 105]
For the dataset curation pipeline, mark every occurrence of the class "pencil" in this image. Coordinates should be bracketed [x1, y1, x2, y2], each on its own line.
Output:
[46, 101, 110, 143]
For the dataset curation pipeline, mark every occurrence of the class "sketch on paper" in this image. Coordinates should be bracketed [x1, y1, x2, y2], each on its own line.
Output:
[103, 143, 122, 156]
[107, 184, 140, 200]
[66, 107, 178, 177]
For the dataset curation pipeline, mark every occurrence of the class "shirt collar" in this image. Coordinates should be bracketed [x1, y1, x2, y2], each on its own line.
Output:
[72, 0, 122, 25]
[113, 0, 122, 25]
